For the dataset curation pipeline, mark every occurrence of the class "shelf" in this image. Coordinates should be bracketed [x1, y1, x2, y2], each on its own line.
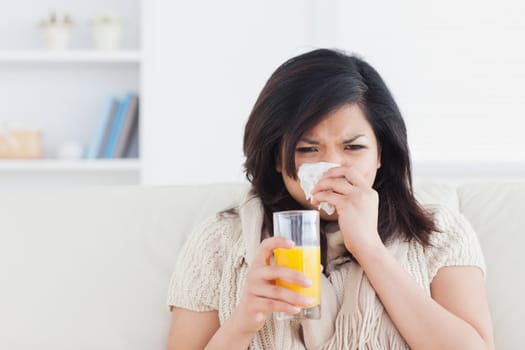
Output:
[0, 50, 142, 63]
[0, 159, 141, 172]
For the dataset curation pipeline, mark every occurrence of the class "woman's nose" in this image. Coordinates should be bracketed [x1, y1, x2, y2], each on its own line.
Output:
[322, 150, 346, 166]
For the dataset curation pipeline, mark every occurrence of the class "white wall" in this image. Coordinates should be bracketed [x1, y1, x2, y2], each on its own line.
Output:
[143, 0, 525, 185]
[143, 0, 315, 184]
[333, 0, 525, 162]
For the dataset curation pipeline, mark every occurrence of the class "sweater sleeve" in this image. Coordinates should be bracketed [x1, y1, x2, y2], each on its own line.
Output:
[166, 215, 231, 312]
[425, 205, 486, 282]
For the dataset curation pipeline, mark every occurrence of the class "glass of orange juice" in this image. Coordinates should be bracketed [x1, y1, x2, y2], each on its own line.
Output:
[273, 210, 321, 320]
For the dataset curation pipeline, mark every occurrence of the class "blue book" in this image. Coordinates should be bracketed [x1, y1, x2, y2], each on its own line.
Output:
[97, 98, 120, 158]
[104, 93, 134, 158]
[85, 96, 118, 159]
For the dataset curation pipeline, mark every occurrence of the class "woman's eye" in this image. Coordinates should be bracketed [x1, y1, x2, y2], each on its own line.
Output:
[345, 144, 366, 150]
[296, 147, 318, 153]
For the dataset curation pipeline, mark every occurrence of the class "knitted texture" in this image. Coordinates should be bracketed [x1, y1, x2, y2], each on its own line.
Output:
[166, 215, 239, 312]
[425, 204, 487, 281]
[167, 196, 485, 349]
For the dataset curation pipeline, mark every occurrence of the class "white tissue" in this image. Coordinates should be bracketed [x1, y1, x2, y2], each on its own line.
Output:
[297, 162, 340, 215]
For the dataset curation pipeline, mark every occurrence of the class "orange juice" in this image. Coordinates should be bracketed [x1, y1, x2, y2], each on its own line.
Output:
[274, 246, 321, 307]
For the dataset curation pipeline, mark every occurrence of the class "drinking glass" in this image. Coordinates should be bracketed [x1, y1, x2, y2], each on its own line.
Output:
[273, 210, 321, 320]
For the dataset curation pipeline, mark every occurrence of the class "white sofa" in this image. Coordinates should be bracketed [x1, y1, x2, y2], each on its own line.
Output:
[1, 181, 523, 349]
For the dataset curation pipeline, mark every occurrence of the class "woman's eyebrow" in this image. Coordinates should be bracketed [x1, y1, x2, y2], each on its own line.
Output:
[299, 137, 320, 145]
[299, 134, 366, 145]
[343, 134, 366, 143]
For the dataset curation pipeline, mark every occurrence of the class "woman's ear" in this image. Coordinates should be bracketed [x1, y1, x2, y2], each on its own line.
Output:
[275, 149, 283, 173]
[276, 158, 282, 173]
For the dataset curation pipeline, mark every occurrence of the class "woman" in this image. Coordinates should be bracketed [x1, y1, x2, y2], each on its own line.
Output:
[166, 49, 494, 349]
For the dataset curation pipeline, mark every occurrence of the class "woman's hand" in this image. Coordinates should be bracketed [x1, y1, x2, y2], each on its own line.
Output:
[230, 237, 313, 335]
[311, 166, 383, 257]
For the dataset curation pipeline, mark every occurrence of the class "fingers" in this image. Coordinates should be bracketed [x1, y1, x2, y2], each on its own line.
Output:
[310, 166, 370, 207]
[311, 173, 379, 209]
[242, 238, 321, 324]
[312, 176, 354, 196]
[238, 238, 317, 332]
[252, 297, 302, 315]
[310, 190, 343, 208]
[247, 246, 315, 313]
[253, 265, 312, 287]
[253, 236, 294, 267]
[322, 166, 368, 188]
[251, 284, 314, 308]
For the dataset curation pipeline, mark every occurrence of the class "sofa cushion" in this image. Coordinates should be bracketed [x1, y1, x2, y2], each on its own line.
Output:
[458, 181, 525, 350]
[0, 184, 246, 350]
[0, 181, 518, 349]
[413, 181, 460, 211]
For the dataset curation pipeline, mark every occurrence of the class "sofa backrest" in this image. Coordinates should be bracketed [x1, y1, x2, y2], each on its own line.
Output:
[0, 183, 248, 350]
[455, 182, 525, 349]
[0, 181, 522, 349]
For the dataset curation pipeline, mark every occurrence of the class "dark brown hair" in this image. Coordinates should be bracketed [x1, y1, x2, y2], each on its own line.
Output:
[242, 49, 437, 261]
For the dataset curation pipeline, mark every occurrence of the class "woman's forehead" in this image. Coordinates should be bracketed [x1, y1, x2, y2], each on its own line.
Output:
[302, 104, 374, 140]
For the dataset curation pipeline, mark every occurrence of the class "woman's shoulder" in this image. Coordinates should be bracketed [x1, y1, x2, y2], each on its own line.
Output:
[194, 186, 258, 243]
[422, 204, 476, 244]
[189, 209, 243, 248]
[420, 204, 486, 280]
[167, 210, 242, 312]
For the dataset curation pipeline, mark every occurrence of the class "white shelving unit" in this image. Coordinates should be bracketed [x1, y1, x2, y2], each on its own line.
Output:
[0, 159, 141, 172]
[0, 0, 142, 191]
[0, 50, 142, 63]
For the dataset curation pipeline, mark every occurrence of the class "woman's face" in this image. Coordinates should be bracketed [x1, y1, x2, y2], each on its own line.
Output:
[277, 103, 381, 221]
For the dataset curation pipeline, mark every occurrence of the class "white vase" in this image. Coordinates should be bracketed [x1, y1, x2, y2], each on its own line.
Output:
[41, 24, 72, 50]
[92, 22, 123, 50]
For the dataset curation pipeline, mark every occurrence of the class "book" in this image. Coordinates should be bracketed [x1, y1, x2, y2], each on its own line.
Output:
[85, 96, 118, 159]
[114, 94, 139, 158]
[95, 97, 120, 158]
[103, 92, 135, 158]
[124, 122, 139, 158]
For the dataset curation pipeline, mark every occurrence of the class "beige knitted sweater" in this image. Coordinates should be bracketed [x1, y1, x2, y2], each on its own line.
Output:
[167, 192, 485, 349]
